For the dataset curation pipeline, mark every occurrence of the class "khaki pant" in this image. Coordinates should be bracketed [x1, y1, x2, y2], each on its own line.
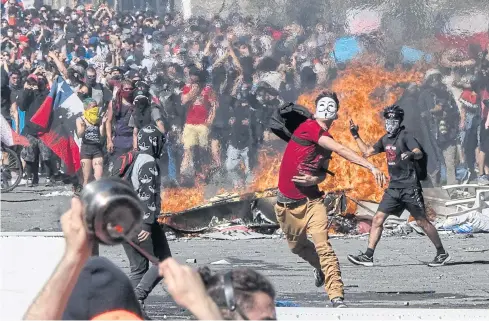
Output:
[182, 124, 209, 149]
[275, 198, 344, 300]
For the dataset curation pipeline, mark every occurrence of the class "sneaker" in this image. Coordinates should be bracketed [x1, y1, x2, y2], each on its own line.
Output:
[478, 175, 489, 186]
[45, 178, 53, 187]
[26, 179, 33, 187]
[347, 253, 374, 267]
[331, 297, 347, 308]
[428, 252, 451, 267]
[138, 299, 151, 320]
[313, 268, 325, 287]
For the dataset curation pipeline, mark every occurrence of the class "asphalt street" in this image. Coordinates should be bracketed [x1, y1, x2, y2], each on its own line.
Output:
[1, 184, 489, 319]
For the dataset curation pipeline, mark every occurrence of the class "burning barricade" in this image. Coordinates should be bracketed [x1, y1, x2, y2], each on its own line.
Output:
[159, 64, 426, 236]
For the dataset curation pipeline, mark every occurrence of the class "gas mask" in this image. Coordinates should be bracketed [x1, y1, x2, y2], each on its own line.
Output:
[315, 97, 338, 120]
[385, 119, 401, 137]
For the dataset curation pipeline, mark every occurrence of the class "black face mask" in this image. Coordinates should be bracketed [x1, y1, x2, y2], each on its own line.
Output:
[78, 93, 89, 101]
[86, 76, 97, 86]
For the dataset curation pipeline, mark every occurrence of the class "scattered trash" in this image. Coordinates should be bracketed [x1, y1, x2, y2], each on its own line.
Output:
[202, 230, 272, 240]
[22, 227, 45, 232]
[275, 301, 299, 307]
[436, 210, 489, 234]
[42, 190, 74, 197]
[463, 247, 489, 253]
[211, 259, 231, 265]
[408, 221, 426, 235]
[186, 259, 197, 264]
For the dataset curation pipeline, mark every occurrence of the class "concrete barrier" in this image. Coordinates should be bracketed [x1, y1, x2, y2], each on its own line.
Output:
[276, 307, 489, 320]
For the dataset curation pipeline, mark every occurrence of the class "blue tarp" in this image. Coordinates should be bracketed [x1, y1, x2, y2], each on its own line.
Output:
[331, 36, 362, 63]
[401, 46, 432, 64]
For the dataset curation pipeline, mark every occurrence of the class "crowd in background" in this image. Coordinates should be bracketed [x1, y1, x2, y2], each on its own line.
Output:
[1, 1, 489, 191]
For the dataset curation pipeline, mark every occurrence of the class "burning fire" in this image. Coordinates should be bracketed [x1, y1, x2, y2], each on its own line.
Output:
[162, 184, 205, 213]
[162, 64, 423, 214]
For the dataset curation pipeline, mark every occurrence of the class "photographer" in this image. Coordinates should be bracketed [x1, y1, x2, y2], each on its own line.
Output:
[159, 259, 276, 320]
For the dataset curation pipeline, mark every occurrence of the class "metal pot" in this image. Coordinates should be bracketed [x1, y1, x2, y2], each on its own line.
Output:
[81, 177, 143, 245]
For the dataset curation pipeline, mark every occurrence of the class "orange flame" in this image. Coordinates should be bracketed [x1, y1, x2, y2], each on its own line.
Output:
[161, 64, 423, 214]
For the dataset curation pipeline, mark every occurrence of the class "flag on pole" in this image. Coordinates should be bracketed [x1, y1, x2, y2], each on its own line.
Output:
[30, 77, 84, 174]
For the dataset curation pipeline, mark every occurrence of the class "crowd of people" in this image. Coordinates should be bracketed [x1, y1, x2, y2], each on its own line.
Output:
[1, 2, 489, 190]
[2, 1, 489, 319]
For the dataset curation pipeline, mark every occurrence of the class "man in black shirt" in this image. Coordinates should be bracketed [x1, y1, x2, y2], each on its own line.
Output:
[224, 84, 254, 188]
[347, 105, 450, 267]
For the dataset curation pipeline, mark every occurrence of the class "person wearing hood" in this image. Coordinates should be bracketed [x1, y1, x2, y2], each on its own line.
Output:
[348, 105, 451, 268]
[418, 69, 460, 185]
[111, 124, 172, 314]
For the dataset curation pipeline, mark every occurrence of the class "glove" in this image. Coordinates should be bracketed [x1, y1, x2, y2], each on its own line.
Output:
[349, 120, 359, 138]
[401, 151, 415, 161]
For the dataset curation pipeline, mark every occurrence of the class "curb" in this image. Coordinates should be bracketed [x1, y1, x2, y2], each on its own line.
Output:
[1, 232, 64, 237]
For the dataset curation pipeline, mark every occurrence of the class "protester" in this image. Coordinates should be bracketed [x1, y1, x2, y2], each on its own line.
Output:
[18, 73, 56, 187]
[347, 105, 451, 267]
[274, 91, 386, 308]
[110, 124, 172, 313]
[76, 98, 107, 186]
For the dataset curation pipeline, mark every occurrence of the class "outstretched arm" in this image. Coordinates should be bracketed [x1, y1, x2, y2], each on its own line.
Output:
[318, 135, 386, 188]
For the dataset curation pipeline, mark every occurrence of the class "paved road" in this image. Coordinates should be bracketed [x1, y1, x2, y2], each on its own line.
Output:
[2, 184, 489, 319]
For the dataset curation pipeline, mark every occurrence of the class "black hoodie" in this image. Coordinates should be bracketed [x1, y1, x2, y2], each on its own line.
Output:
[110, 124, 164, 232]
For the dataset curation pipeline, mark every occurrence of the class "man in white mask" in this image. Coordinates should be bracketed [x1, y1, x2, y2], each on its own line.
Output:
[275, 91, 386, 308]
[348, 105, 450, 267]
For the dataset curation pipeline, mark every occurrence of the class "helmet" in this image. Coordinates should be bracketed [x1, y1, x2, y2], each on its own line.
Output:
[383, 105, 404, 122]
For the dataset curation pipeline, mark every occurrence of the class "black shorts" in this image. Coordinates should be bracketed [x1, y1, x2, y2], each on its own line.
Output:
[80, 144, 104, 160]
[377, 187, 426, 219]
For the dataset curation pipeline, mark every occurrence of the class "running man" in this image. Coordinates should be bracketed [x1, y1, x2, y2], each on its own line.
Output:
[347, 105, 451, 267]
[275, 91, 386, 308]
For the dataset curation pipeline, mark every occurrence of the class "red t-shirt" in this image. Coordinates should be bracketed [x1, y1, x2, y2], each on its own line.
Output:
[278, 119, 333, 200]
[184, 85, 215, 125]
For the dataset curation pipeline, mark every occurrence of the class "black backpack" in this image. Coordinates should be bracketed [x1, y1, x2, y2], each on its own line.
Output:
[269, 102, 315, 145]
[269, 102, 334, 176]
[109, 151, 139, 186]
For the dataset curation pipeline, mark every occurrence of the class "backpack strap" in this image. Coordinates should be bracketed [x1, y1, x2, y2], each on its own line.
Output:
[291, 135, 315, 146]
[122, 153, 138, 181]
